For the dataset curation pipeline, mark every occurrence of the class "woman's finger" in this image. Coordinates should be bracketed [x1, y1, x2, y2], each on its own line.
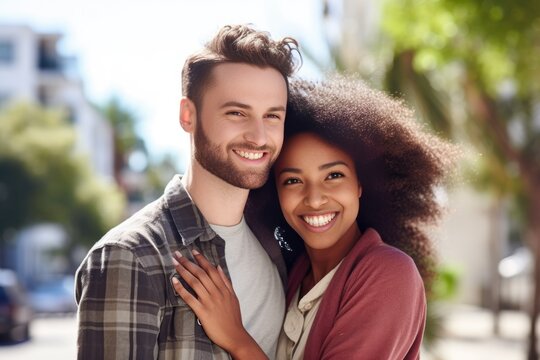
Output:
[174, 251, 218, 295]
[191, 249, 228, 294]
[174, 257, 211, 300]
[217, 265, 234, 293]
[172, 276, 201, 311]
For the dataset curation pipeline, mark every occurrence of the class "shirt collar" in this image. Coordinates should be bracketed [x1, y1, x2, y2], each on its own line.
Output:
[297, 260, 343, 312]
[164, 175, 216, 246]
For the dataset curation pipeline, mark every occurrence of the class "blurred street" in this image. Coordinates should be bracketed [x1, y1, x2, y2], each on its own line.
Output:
[0, 305, 534, 360]
[424, 304, 532, 360]
[0, 315, 76, 359]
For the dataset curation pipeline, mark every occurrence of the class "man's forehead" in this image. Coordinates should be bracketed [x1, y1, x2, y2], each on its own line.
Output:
[208, 63, 287, 88]
[202, 64, 288, 108]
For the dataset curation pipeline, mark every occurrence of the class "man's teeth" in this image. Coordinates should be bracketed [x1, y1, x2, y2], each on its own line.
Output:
[236, 150, 264, 160]
[303, 213, 336, 227]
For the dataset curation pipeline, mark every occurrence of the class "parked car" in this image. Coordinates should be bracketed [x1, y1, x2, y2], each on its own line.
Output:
[28, 275, 77, 314]
[0, 269, 32, 341]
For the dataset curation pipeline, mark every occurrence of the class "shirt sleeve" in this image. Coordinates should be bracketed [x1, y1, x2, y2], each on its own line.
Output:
[320, 248, 426, 360]
[75, 244, 162, 360]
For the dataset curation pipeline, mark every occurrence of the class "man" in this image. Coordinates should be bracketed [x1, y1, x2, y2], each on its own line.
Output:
[75, 24, 300, 360]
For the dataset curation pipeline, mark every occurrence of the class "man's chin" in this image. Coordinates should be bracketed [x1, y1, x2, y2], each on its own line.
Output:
[229, 172, 270, 190]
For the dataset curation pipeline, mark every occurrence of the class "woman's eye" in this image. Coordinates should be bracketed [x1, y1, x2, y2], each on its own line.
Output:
[326, 172, 344, 180]
[283, 178, 301, 185]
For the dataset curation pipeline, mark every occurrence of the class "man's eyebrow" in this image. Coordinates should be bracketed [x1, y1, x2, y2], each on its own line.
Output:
[268, 106, 286, 112]
[220, 102, 285, 112]
[278, 161, 349, 176]
[220, 101, 251, 109]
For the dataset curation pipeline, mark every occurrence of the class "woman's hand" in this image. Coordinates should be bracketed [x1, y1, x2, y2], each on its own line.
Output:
[172, 249, 268, 360]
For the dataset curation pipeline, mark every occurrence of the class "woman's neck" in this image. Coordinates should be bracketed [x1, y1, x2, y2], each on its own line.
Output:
[303, 224, 361, 293]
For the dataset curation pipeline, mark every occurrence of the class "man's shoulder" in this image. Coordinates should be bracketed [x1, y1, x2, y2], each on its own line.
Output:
[93, 196, 169, 252]
[76, 196, 178, 280]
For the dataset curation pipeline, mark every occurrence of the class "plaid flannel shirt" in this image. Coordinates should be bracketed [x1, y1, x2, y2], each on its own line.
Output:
[75, 175, 286, 360]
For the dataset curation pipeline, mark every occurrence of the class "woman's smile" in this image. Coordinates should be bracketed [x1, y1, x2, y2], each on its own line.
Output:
[301, 212, 337, 228]
[274, 132, 362, 253]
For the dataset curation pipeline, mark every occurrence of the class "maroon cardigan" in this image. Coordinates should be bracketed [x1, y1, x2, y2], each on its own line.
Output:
[286, 228, 426, 360]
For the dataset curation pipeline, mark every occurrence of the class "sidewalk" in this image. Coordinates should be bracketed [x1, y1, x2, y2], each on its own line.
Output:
[422, 304, 532, 360]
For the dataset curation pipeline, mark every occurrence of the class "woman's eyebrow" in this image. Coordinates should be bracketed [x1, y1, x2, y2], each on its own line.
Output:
[319, 161, 349, 170]
[277, 167, 301, 176]
[277, 161, 349, 176]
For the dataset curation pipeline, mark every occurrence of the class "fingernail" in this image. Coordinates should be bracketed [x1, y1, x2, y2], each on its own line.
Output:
[192, 249, 200, 255]
[217, 265, 223, 272]
[175, 251, 183, 258]
[172, 277, 180, 285]
[172, 258, 179, 266]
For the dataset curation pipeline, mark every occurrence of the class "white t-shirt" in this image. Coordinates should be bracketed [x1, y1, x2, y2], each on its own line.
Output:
[210, 217, 285, 359]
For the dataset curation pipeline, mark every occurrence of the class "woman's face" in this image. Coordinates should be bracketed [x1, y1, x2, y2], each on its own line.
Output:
[274, 133, 362, 253]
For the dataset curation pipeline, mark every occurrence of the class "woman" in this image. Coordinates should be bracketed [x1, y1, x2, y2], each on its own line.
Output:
[172, 77, 457, 359]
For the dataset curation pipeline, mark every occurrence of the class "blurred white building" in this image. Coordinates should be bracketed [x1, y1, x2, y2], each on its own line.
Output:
[0, 24, 114, 180]
[0, 24, 116, 287]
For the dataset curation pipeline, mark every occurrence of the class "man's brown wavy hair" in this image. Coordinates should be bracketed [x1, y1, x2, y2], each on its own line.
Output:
[181, 24, 301, 109]
[247, 76, 459, 284]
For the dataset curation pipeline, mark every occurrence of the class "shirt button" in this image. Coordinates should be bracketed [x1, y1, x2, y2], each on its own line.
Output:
[304, 303, 313, 311]
[285, 320, 294, 333]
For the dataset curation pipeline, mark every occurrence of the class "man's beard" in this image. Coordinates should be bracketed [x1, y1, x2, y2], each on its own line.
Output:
[193, 119, 276, 189]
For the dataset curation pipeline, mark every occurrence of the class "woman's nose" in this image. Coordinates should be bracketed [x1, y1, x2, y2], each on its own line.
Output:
[303, 185, 328, 209]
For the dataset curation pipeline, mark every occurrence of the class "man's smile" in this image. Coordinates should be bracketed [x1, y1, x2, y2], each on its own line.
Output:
[233, 149, 266, 160]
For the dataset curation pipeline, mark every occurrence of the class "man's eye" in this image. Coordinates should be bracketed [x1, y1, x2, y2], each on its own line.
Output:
[326, 172, 344, 180]
[266, 113, 281, 120]
[227, 111, 243, 116]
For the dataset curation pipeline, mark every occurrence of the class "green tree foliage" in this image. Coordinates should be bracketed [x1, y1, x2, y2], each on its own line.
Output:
[100, 97, 180, 201]
[382, 0, 540, 171]
[383, 0, 539, 83]
[0, 103, 125, 249]
[379, 1, 540, 357]
[0, 158, 39, 232]
[101, 97, 139, 155]
[101, 97, 142, 184]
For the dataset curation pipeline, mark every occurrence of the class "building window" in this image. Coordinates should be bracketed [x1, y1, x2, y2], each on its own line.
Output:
[66, 105, 76, 124]
[0, 40, 15, 64]
[38, 38, 60, 70]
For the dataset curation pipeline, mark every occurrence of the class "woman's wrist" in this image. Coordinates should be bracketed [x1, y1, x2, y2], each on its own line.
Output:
[228, 330, 268, 360]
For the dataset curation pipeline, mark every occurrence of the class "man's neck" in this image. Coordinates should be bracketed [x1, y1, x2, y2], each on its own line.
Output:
[181, 161, 249, 226]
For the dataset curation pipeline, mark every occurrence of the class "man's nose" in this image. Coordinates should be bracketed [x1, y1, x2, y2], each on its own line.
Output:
[243, 118, 267, 147]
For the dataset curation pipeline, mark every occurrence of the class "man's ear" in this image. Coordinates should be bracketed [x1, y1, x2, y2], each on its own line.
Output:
[180, 97, 196, 133]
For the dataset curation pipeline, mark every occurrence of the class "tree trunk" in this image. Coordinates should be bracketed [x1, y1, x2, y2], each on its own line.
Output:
[527, 183, 540, 360]
[0, 231, 5, 268]
[528, 240, 539, 360]
[489, 199, 505, 335]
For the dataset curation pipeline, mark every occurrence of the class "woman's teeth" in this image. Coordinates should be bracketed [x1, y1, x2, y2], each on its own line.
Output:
[302, 213, 336, 227]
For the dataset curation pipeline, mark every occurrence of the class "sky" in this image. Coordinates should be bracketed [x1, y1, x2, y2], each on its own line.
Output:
[0, 0, 333, 171]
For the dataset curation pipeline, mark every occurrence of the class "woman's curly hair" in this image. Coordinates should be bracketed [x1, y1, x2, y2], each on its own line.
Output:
[247, 76, 458, 285]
